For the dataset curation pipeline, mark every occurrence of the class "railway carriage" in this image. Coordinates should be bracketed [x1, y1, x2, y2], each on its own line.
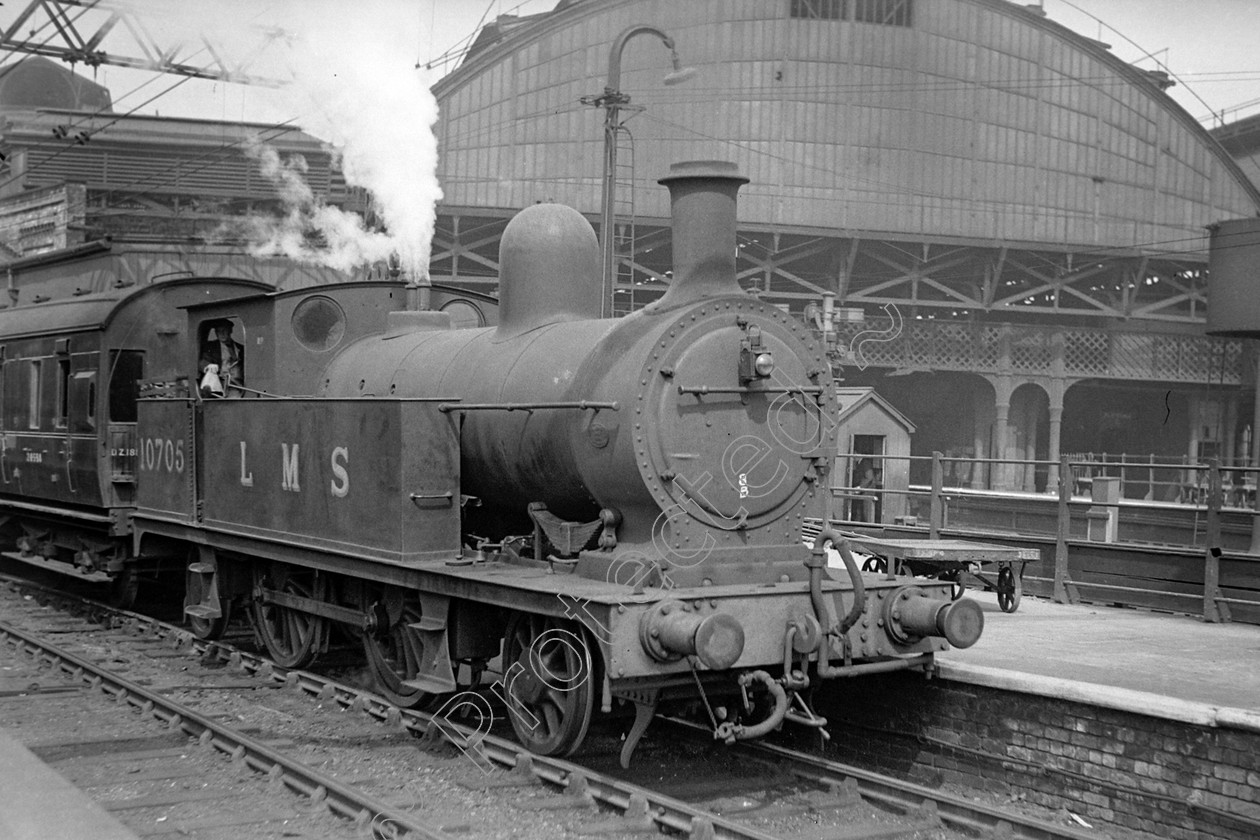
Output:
[0, 277, 270, 604]
[125, 161, 984, 764]
[0, 276, 496, 609]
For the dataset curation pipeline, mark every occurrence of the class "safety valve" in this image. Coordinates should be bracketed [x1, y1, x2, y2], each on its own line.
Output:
[738, 324, 774, 383]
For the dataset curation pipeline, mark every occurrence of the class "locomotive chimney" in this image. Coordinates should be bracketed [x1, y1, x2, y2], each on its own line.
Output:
[650, 160, 750, 311]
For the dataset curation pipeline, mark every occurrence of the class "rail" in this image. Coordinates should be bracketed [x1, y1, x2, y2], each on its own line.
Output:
[826, 452, 1260, 624]
[0, 616, 449, 839]
[2, 572, 1109, 840]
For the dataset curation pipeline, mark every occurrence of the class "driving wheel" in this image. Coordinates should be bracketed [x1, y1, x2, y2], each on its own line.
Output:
[362, 592, 440, 709]
[501, 613, 595, 756]
[250, 563, 329, 669]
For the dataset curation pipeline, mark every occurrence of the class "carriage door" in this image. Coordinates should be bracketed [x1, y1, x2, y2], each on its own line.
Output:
[53, 339, 77, 494]
[107, 350, 144, 505]
[0, 346, 6, 485]
[69, 362, 98, 502]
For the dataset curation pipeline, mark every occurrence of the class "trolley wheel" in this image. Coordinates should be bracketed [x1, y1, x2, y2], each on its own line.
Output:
[362, 593, 440, 709]
[501, 612, 595, 757]
[860, 556, 887, 574]
[996, 565, 1022, 613]
[250, 563, 329, 670]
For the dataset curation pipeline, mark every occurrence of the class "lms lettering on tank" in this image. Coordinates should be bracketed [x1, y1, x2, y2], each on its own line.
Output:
[233, 442, 351, 495]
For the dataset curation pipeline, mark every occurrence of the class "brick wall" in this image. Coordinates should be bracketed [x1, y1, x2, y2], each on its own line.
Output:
[814, 672, 1260, 840]
[0, 182, 86, 256]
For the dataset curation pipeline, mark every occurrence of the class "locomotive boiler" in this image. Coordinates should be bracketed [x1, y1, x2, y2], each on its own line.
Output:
[130, 160, 983, 764]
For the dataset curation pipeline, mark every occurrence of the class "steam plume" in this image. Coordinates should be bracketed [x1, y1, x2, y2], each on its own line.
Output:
[136, 1, 441, 278]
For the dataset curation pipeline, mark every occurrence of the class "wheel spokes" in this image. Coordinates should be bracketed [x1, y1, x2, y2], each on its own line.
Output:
[362, 600, 438, 709]
[250, 564, 326, 669]
[502, 613, 595, 757]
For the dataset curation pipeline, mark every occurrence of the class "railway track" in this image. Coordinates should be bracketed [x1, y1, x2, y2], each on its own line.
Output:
[0, 569, 1118, 840]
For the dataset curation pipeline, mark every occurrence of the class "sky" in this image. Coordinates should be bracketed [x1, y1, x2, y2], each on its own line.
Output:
[37, 0, 1255, 131]
[9, 0, 1254, 278]
[77, 1, 560, 128]
[1041, 0, 1260, 126]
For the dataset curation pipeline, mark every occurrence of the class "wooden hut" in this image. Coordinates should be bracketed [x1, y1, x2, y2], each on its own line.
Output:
[834, 387, 916, 524]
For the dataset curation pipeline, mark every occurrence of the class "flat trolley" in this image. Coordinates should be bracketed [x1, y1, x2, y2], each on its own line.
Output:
[843, 535, 1037, 613]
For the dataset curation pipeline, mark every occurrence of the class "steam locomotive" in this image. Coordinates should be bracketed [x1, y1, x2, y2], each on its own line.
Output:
[0, 161, 982, 763]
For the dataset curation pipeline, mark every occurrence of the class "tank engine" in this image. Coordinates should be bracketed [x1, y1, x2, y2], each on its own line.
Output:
[131, 160, 982, 764]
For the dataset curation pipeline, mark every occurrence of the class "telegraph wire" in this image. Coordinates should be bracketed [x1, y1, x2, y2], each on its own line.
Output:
[0, 5, 1251, 276]
[0, 73, 198, 193]
[1050, 0, 1220, 125]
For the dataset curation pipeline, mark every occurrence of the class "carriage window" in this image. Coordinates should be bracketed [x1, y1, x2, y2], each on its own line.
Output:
[109, 350, 144, 422]
[71, 370, 97, 432]
[55, 357, 70, 429]
[3, 360, 23, 430]
[27, 360, 40, 429]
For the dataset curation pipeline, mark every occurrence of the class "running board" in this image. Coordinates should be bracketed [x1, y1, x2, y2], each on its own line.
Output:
[1, 550, 111, 584]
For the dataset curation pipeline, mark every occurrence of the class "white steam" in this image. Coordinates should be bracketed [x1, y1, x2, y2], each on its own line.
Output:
[136, 1, 441, 278]
[237, 140, 400, 273]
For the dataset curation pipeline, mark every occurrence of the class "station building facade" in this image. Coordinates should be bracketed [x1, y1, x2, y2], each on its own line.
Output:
[431, 0, 1260, 498]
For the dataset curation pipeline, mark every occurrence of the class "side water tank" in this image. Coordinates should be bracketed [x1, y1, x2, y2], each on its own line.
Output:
[1207, 217, 1260, 337]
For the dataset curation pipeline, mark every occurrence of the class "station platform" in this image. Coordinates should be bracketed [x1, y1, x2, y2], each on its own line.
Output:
[0, 729, 139, 840]
[936, 590, 1260, 732]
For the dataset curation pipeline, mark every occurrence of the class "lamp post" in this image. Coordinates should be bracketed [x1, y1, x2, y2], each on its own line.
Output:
[583, 25, 695, 318]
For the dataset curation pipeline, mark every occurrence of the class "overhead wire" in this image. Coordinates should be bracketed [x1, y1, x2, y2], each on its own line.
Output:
[0, 4, 321, 216]
[0, 2, 1247, 301]
[422, 0, 552, 72]
[0, 73, 199, 194]
[1050, 0, 1220, 125]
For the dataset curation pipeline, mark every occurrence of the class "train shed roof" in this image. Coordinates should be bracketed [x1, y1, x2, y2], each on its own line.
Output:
[433, 0, 1260, 254]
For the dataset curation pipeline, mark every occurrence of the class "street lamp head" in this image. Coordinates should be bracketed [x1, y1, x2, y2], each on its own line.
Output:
[664, 65, 697, 86]
[664, 44, 696, 86]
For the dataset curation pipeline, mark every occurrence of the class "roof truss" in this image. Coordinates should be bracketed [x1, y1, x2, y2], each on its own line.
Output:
[0, 1, 285, 86]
